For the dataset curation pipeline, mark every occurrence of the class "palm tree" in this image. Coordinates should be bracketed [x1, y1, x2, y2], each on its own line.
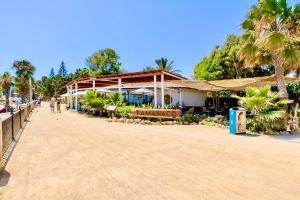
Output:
[13, 60, 36, 78]
[15, 74, 29, 103]
[13, 60, 36, 103]
[0, 72, 13, 109]
[239, 0, 300, 99]
[234, 86, 289, 134]
[155, 57, 180, 73]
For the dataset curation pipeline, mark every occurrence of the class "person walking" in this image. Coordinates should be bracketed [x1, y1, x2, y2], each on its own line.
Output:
[57, 100, 61, 113]
[50, 100, 55, 113]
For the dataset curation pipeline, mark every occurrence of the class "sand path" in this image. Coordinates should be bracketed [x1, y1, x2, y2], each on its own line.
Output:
[1, 103, 300, 200]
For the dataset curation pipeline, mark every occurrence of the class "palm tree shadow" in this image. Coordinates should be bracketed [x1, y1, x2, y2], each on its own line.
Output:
[0, 170, 10, 187]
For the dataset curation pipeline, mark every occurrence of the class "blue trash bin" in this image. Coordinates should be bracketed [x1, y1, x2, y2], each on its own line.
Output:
[229, 108, 246, 134]
[76, 103, 81, 111]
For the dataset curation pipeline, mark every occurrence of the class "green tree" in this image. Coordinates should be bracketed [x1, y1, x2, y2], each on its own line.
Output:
[143, 66, 155, 72]
[74, 68, 91, 79]
[155, 57, 180, 73]
[0, 72, 13, 109]
[13, 60, 36, 103]
[15, 74, 29, 103]
[239, 0, 300, 99]
[36, 75, 67, 99]
[58, 61, 68, 79]
[13, 60, 35, 78]
[194, 34, 273, 80]
[86, 48, 122, 75]
[194, 47, 224, 80]
[49, 67, 55, 78]
[234, 86, 289, 134]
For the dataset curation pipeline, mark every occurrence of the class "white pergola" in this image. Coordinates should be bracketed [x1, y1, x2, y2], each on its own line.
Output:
[66, 70, 186, 110]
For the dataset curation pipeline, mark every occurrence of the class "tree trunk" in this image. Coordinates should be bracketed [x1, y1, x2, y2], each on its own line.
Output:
[5, 89, 10, 109]
[273, 53, 288, 99]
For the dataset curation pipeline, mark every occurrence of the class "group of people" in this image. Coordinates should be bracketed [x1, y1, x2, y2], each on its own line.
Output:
[50, 99, 61, 113]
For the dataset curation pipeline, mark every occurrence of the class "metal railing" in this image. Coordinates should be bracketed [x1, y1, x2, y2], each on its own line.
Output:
[0, 101, 37, 170]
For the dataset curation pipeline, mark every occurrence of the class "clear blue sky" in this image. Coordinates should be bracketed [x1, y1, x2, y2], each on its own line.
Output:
[0, 0, 298, 79]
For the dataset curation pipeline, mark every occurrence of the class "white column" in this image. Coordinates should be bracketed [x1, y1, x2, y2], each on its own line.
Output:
[29, 77, 32, 102]
[67, 87, 69, 105]
[179, 89, 182, 107]
[169, 89, 172, 105]
[161, 73, 165, 108]
[70, 85, 73, 109]
[92, 79, 96, 91]
[118, 78, 122, 94]
[154, 75, 157, 108]
[75, 83, 78, 111]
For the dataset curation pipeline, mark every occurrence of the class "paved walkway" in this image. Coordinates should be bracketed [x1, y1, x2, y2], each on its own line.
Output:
[1, 104, 300, 200]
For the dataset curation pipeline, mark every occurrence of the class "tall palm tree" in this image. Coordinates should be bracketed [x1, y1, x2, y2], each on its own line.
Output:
[13, 60, 36, 78]
[13, 60, 36, 103]
[0, 72, 13, 109]
[155, 57, 180, 73]
[239, 0, 300, 99]
[15, 74, 29, 103]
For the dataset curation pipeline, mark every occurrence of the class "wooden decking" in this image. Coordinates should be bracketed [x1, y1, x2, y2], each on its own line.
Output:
[0, 103, 300, 200]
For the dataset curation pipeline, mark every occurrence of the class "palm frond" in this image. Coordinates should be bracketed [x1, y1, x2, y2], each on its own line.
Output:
[258, 110, 285, 121]
[265, 32, 285, 50]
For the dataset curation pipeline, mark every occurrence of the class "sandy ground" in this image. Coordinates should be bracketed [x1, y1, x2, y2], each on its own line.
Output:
[0, 104, 300, 200]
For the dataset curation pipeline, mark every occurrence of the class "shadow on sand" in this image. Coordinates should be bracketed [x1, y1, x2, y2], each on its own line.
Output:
[268, 134, 300, 143]
[0, 170, 10, 187]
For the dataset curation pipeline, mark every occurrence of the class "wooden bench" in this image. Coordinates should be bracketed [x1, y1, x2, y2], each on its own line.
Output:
[132, 109, 181, 120]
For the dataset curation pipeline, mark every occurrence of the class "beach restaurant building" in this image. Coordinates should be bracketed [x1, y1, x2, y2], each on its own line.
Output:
[65, 70, 210, 109]
[64, 69, 299, 111]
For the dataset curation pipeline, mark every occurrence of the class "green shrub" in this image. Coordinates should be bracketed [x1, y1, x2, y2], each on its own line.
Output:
[180, 114, 207, 124]
[115, 106, 135, 118]
[234, 86, 289, 134]
[200, 115, 228, 127]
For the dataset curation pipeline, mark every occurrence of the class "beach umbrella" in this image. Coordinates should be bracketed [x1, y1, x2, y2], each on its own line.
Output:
[96, 88, 114, 93]
[74, 91, 87, 96]
[131, 88, 154, 96]
[60, 93, 69, 97]
[131, 88, 154, 104]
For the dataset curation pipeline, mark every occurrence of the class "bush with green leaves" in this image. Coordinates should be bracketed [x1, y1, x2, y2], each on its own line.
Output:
[115, 106, 135, 119]
[81, 90, 106, 114]
[234, 86, 289, 134]
[180, 113, 207, 124]
[81, 91, 124, 116]
[201, 115, 227, 126]
[105, 93, 124, 107]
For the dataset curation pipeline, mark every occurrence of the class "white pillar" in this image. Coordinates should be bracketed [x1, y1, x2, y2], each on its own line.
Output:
[67, 87, 69, 105]
[118, 78, 122, 94]
[169, 89, 172, 105]
[154, 75, 157, 108]
[92, 79, 96, 91]
[70, 85, 73, 109]
[29, 77, 32, 102]
[75, 83, 78, 111]
[161, 73, 165, 108]
[179, 89, 182, 107]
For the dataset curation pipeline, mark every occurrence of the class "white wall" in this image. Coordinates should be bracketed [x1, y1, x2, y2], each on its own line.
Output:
[156, 88, 207, 107]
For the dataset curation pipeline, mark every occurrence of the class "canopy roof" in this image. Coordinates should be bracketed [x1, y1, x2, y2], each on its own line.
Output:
[67, 70, 186, 89]
[170, 80, 226, 92]
[209, 75, 300, 91]
[171, 75, 300, 92]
